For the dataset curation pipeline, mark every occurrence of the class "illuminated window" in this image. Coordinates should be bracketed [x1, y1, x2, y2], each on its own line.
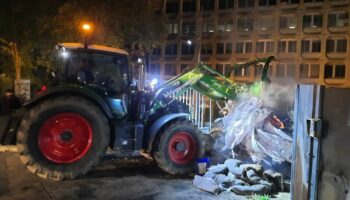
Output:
[237, 18, 254, 32]
[256, 16, 274, 31]
[280, 15, 297, 30]
[202, 21, 214, 33]
[217, 20, 233, 32]
[166, 23, 179, 34]
[328, 11, 349, 27]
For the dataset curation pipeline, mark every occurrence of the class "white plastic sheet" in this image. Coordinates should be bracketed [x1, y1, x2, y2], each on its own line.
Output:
[222, 96, 292, 163]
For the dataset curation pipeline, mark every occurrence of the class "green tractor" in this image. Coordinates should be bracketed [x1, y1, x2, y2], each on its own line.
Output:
[2, 42, 276, 181]
[14, 43, 204, 180]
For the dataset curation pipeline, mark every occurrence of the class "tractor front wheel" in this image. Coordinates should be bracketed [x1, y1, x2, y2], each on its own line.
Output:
[154, 120, 204, 175]
[17, 96, 109, 181]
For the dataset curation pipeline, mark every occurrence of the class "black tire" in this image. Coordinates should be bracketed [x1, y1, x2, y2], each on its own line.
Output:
[153, 120, 204, 175]
[17, 96, 109, 181]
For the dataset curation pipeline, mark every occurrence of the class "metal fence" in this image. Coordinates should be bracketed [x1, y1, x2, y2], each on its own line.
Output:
[169, 89, 213, 133]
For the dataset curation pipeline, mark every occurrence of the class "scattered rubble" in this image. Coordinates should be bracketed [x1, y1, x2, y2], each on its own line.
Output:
[193, 159, 287, 196]
[193, 175, 221, 195]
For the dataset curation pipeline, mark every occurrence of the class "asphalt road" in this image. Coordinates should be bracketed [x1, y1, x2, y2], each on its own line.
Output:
[0, 152, 290, 200]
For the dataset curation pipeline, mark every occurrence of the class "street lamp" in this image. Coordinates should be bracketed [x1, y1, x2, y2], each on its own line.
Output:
[81, 23, 92, 48]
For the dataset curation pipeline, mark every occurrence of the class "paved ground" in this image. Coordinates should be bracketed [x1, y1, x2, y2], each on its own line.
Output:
[0, 151, 290, 200]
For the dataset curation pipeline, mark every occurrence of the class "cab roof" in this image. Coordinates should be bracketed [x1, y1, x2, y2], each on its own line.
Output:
[60, 43, 129, 55]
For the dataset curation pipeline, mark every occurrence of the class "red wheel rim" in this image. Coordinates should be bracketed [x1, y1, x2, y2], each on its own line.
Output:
[38, 113, 93, 164]
[168, 132, 197, 165]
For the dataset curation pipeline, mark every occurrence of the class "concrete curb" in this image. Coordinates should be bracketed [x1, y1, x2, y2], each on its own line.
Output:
[0, 145, 17, 152]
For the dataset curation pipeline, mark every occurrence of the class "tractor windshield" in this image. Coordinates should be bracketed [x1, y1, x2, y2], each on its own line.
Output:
[55, 48, 129, 93]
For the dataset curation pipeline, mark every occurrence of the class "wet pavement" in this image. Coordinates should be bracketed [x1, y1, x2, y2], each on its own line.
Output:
[0, 151, 290, 200]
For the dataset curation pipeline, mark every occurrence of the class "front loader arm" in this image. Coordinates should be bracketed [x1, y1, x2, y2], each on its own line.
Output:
[156, 56, 278, 102]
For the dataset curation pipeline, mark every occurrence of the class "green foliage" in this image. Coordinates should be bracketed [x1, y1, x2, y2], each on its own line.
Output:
[247, 194, 271, 200]
[0, 0, 166, 81]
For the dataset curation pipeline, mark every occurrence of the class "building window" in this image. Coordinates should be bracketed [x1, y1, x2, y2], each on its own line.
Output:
[182, 22, 196, 34]
[201, 43, 213, 55]
[181, 43, 195, 55]
[324, 64, 346, 79]
[300, 64, 319, 79]
[152, 47, 161, 55]
[216, 43, 232, 54]
[236, 41, 253, 53]
[216, 64, 224, 74]
[238, 0, 254, 8]
[328, 11, 349, 28]
[166, 1, 179, 14]
[237, 18, 254, 32]
[201, 0, 214, 11]
[280, 15, 297, 30]
[218, 0, 234, 9]
[217, 20, 233, 32]
[303, 14, 323, 28]
[256, 40, 274, 53]
[281, 0, 299, 4]
[202, 21, 214, 33]
[256, 16, 274, 31]
[259, 0, 276, 6]
[276, 63, 295, 78]
[165, 44, 177, 55]
[301, 39, 321, 53]
[180, 64, 188, 72]
[234, 67, 250, 77]
[149, 63, 161, 75]
[164, 64, 177, 76]
[326, 38, 347, 53]
[183, 0, 196, 13]
[166, 23, 179, 35]
[278, 40, 297, 53]
[304, 0, 323, 2]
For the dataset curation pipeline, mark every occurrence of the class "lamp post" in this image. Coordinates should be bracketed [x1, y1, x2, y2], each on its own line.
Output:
[82, 23, 92, 48]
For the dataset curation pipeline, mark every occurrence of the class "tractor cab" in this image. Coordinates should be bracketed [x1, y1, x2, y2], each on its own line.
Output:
[55, 43, 130, 95]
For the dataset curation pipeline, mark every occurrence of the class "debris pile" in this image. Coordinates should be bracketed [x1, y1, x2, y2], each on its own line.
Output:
[222, 96, 293, 164]
[195, 95, 293, 196]
[193, 159, 286, 195]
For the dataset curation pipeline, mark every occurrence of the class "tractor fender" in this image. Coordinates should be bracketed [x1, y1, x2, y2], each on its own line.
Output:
[145, 113, 189, 152]
[23, 85, 114, 118]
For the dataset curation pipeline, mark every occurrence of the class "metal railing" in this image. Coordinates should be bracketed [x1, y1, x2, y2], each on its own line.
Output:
[170, 89, 213, 133]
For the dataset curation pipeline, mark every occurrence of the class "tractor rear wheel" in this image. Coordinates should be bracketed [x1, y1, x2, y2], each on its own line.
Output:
[17, 96, 109, 181]
[154, 120, 204, 175]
